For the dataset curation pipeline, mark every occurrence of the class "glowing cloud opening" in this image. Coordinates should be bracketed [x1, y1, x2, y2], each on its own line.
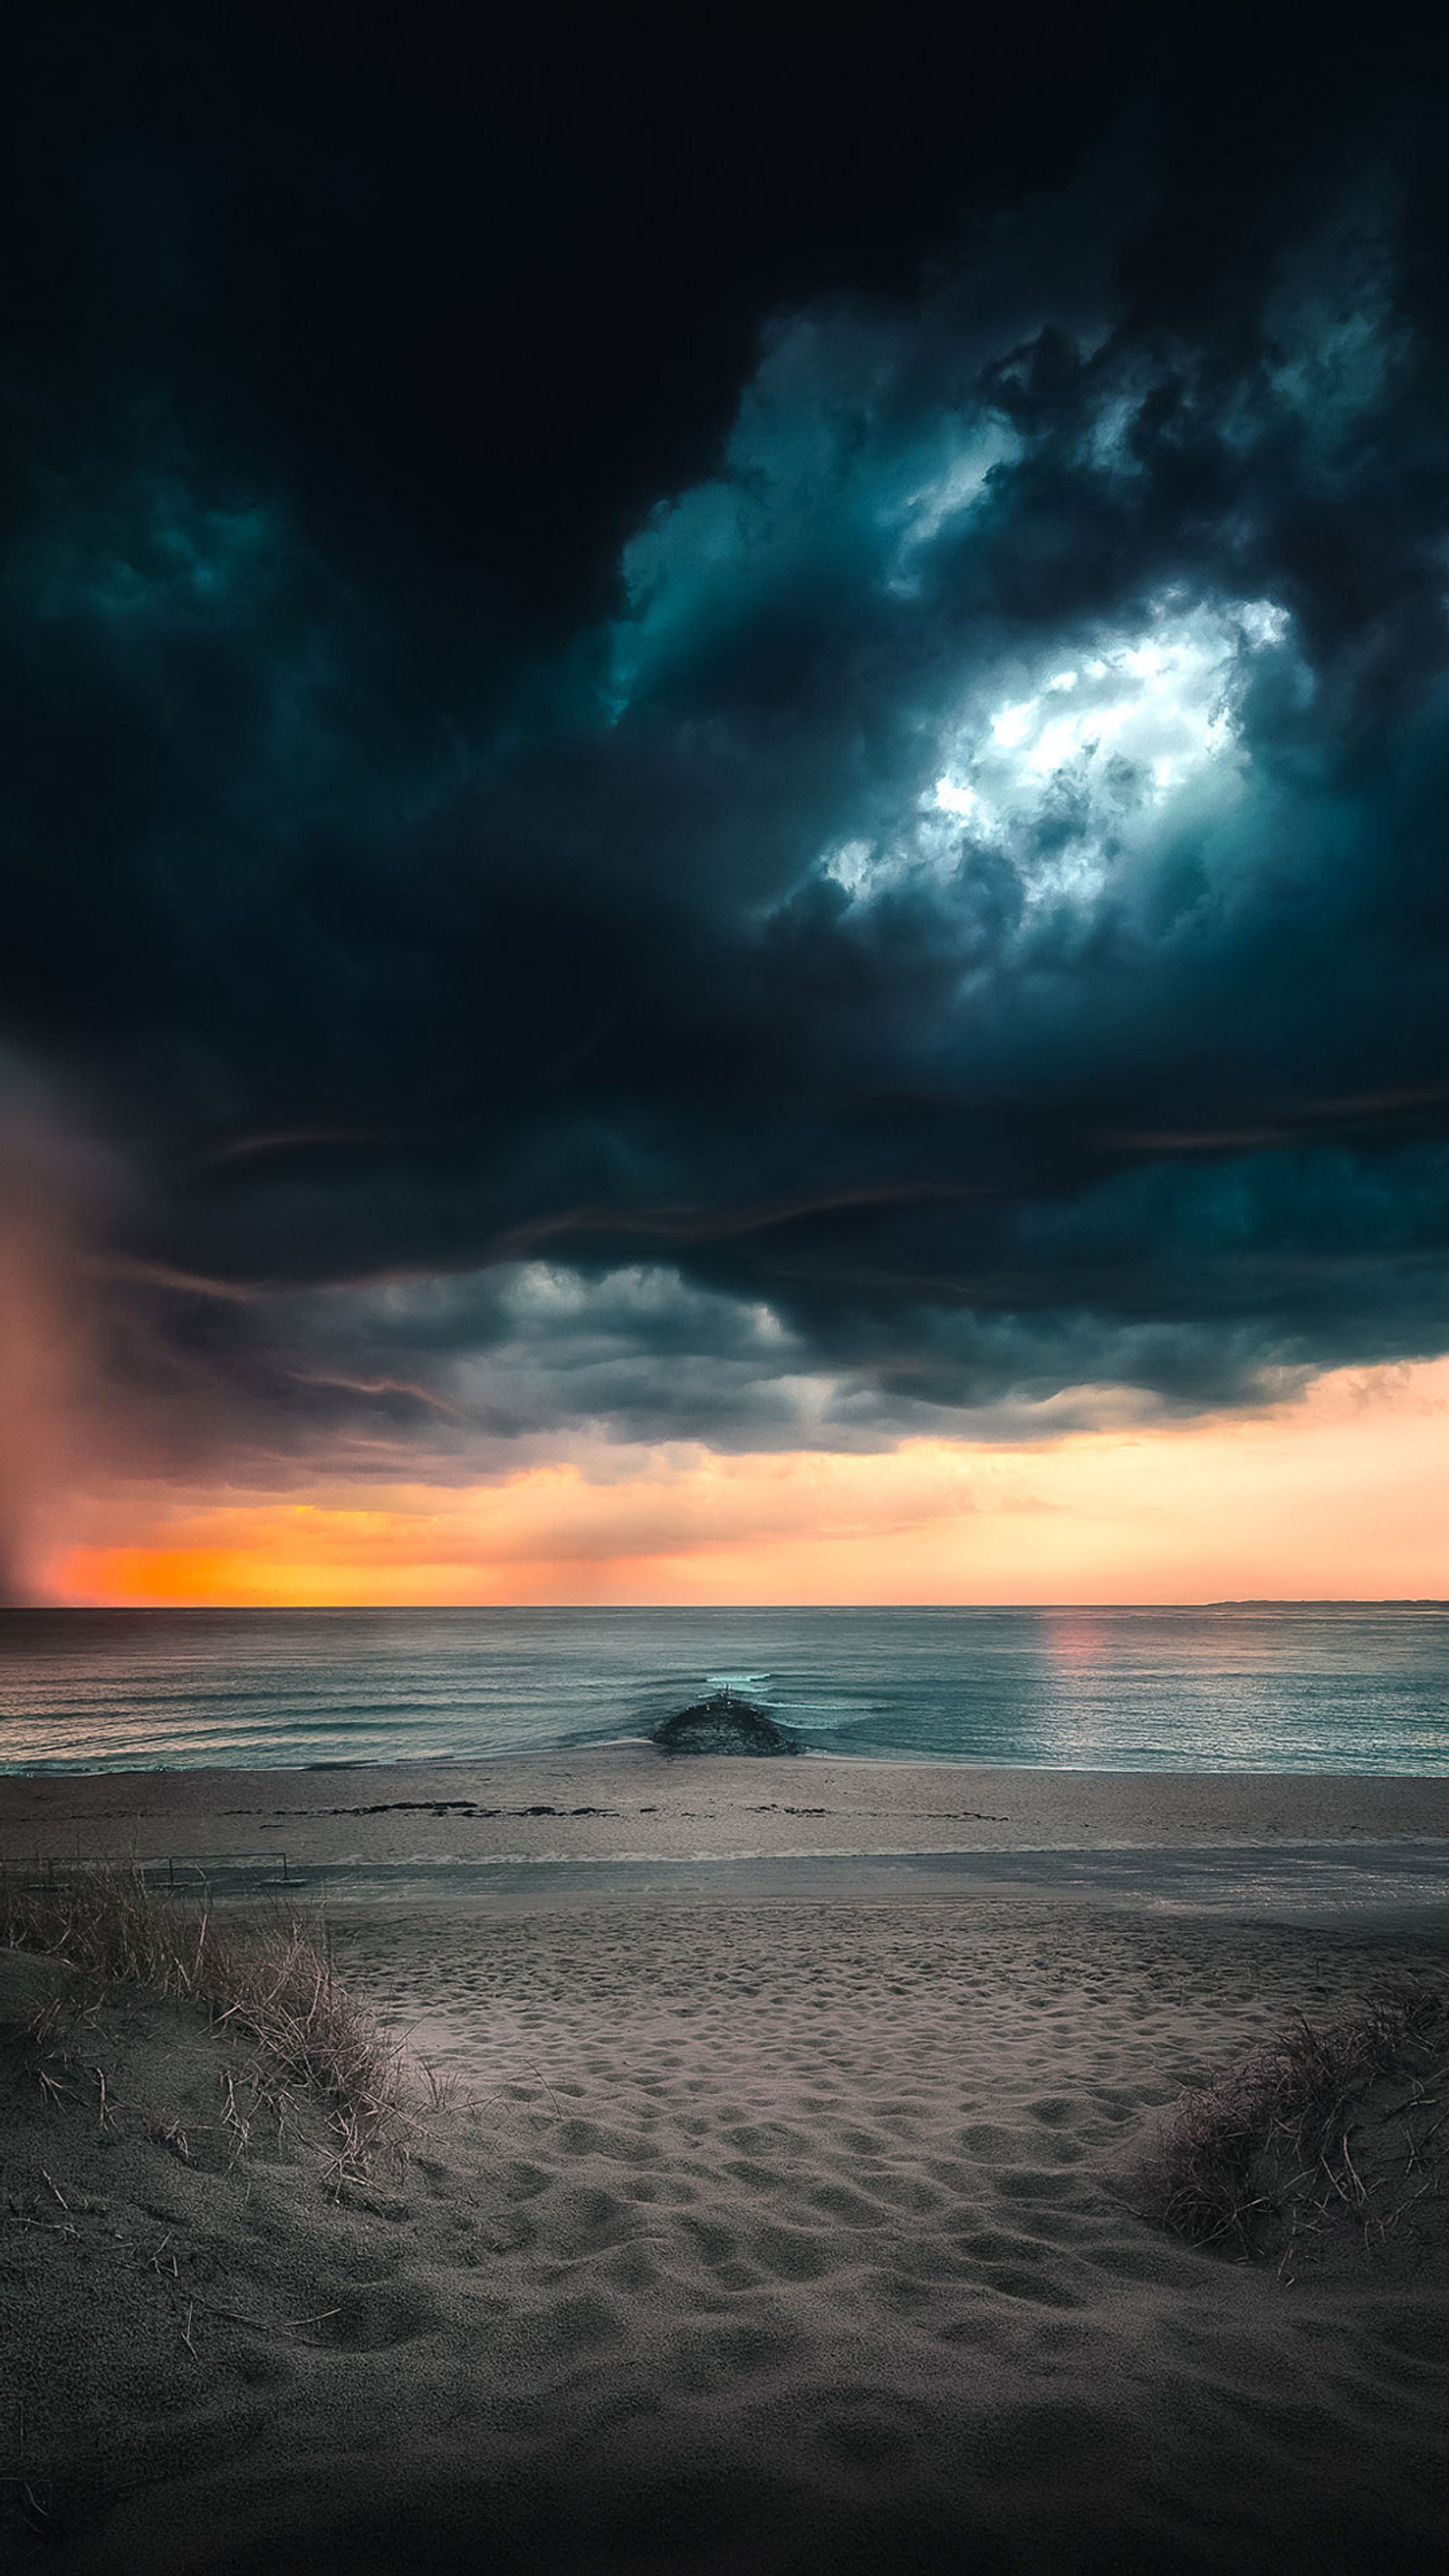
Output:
[826, 595, 1297, 908]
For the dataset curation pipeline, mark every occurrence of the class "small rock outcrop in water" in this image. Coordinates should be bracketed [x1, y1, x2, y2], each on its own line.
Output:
[650, 1689, 801, 1756]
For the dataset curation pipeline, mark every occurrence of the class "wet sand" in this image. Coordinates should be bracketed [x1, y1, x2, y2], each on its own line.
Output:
[4, 1741, 1447, 1870]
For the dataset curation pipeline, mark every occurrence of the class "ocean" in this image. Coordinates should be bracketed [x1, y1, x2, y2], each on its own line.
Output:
[0, 1603, 1445, 1775]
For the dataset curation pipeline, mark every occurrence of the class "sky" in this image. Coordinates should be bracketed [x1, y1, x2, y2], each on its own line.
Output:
[4, 6, 1449, 1607]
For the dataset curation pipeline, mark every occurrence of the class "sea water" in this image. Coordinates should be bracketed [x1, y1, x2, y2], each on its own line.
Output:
[0, 1603, 1445, 1774]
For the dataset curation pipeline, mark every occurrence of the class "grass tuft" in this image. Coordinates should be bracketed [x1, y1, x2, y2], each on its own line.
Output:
[1145, 1979, 1449, 2264]
[1, 1861, 420, 2177]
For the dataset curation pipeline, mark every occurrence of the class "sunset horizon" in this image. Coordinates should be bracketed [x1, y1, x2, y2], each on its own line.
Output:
[26, 1352, 1448, 1609]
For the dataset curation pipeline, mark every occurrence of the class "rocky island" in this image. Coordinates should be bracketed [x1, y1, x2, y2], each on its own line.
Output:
[649, 1688, 801, 1755]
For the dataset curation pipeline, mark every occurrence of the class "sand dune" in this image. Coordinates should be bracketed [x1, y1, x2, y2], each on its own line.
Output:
[4, 1815, 1447, 2573]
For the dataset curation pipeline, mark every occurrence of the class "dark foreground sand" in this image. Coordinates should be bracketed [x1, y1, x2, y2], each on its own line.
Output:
[3, 1756, 1447, 2574]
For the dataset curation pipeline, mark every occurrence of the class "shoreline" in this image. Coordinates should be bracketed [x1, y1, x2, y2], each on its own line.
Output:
[5, 1748, 1448, 1927]
[3, 1743, 1447, 1861]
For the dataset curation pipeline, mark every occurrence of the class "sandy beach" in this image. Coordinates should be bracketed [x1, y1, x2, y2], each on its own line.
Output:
[5, 1741, 1449, 1869]
[3, 1754, 1448, 2573]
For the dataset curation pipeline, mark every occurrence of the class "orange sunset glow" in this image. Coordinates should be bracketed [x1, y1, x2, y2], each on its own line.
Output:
[48, 1356, 1449, 1607]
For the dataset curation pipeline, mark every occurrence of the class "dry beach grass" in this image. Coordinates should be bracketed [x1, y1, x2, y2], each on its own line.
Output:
[0, 1862, 429, 2181]
[1141, 1978, 1449, 2271]
[1, 1762, 1447, 2574]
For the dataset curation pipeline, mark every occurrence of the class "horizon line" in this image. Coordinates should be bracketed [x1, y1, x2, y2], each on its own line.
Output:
[5, 1598, 1446, 1615]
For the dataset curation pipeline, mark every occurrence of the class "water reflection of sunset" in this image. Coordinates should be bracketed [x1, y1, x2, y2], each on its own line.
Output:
[1042, 1613, 1112, 1670]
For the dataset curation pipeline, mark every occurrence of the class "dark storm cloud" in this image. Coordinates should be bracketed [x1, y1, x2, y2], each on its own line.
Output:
[5, 17, 1449, 1488]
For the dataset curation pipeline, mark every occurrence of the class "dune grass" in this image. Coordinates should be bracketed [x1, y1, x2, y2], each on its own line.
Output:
[1147, 1979, 1449, 2262]
[0, 1860, 419, 2177]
